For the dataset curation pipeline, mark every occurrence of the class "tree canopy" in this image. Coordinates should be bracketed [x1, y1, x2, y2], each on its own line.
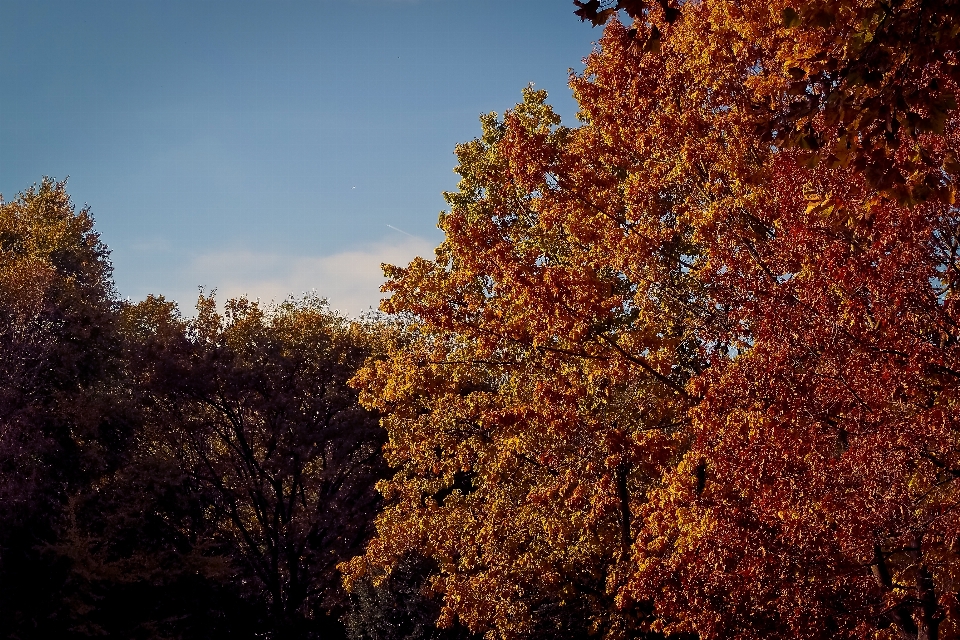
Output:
[343, 4, 960, 640]
[0, 182, 391, 639]
[575, 0, 960, 202]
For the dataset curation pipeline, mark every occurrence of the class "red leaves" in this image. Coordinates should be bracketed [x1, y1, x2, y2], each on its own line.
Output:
[357, 2, 960, 638]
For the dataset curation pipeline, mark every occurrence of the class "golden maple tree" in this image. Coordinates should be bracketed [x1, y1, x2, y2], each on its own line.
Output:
[346, 5, 960, 639]
[341, 84, 703, 638]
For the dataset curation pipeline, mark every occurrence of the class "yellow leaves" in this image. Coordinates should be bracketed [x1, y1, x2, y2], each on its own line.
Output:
[345, 3, 960, 635]
[803, 189, 838, 218]
[0, 256, 55, 320]
[0, 179, 113, 310]
[802, 185, 872, 234]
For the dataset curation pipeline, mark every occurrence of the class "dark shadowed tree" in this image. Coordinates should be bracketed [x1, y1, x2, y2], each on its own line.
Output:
[344, 552, 477, 640]
[0, 179, 127, 638]
[124, 294, 387, 639]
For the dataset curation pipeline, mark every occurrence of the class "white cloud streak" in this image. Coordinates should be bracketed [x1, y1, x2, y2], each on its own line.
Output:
[176, 236, 436, 317]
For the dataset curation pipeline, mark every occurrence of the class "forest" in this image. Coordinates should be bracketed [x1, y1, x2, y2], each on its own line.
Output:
[2, 0, 960, 638]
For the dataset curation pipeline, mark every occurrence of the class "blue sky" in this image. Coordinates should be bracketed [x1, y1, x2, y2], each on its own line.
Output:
[0, 0, 600, 314]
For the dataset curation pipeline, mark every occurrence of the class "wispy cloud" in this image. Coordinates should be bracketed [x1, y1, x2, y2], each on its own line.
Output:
[175, 236, 435, 317]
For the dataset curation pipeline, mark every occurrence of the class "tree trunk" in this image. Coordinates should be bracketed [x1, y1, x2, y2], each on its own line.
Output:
[616, 462, 631, 559]
[910, 534, 941, 640]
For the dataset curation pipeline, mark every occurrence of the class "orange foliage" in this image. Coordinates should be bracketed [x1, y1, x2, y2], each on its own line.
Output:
[346, 6, 960, 640]
[579, 0, 960, 202]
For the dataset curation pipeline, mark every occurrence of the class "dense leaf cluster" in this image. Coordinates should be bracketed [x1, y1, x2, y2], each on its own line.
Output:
[575, 0, 960, 202]
[344, 3, 960, 640]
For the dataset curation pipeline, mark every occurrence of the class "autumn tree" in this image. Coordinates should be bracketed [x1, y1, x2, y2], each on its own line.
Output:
[347, 7, 960, 640]
[0, 228, 390, 640]
[54, 294, 256, 639]
[560, 9, 960, 640]
[0, 179, 129, 638]
[341, 82, 709, 638]
[620, 149, 960, 640]
[0, 179, 391, 639]
[345, 2, 780, 633]
[125, 294, 386, 640]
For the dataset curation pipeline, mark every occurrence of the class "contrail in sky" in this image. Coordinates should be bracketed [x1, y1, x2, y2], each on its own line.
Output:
[386, 224, 416, 238]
